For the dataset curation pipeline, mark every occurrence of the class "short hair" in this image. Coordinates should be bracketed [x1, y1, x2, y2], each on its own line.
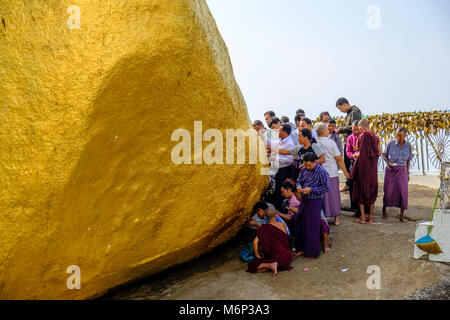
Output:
[296, 108, 305, 115]
[352, 120, 360, 126]
[336, 97, 349, 106]
[253, 201, 268, 213]
[294, 113, 304, 124]
[265, 206, 276, 219]
[264, 110, 276, 118]
[280, 116, 290, 123]
[301, 117, 312, 126]
[315, 123, 328, 136]
[252, 120, 264, 127]
[358, 118, 370, 128]
[281, 181, 295, 192]
[328, 119, 337, 125]
[269, 117, 281, 128]
[280, 123, 292, 135]
[303, 152, 318, 163]
[319, 111, 330, 120]
[397, 126, 408, 134]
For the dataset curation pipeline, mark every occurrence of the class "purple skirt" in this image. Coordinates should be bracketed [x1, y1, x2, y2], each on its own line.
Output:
[320, 219, 330, 235]
[292, 198, 322, 258]
[383, 166, 408, 209]
[323, 176, 341, 218]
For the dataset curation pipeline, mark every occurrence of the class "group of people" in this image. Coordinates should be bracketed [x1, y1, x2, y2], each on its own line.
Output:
[246, 97, 414, 276]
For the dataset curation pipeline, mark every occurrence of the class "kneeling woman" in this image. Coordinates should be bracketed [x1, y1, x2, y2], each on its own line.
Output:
[247, 207, 293, 276]
[293, 152, 330, 259]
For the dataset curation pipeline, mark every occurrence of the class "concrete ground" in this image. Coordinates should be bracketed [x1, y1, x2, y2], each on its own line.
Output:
[103, 183, 450, 300]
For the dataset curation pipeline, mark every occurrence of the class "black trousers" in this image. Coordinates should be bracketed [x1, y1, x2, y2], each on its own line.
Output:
[348, 159, 370, 216]
[274, 165, 296, 212]
[343, 144, 352, 173]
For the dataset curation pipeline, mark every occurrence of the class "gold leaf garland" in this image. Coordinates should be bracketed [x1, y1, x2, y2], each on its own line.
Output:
[315, 110, 449, 143]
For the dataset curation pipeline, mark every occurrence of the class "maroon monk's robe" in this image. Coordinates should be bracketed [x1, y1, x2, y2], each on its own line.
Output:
[247, 224, 293, 273]
[350, 130, 380, 206]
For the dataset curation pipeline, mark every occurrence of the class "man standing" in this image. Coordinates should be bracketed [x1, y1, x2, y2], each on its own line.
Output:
[336, 98, 362, 173]
[351, 119, 381, 224]
[264, 124, 297, 212]
[253, 119, 278, 141]
[253, 120, 266, 135]
[281, 116, 299, 146]
[299, 117, 318, 139]
[327, 119, 343, 154]
[294, 113, 305, 135]
[264, 110, 276, 127]
[382, 127, 413, 222]
[319, 112, 331, 124]
[270, 118, 282, 131]
[345, 120, 361, 166]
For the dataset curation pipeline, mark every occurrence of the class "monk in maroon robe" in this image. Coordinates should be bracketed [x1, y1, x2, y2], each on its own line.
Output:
[247, 207, 293, 275]
[350, 119, 381, 224]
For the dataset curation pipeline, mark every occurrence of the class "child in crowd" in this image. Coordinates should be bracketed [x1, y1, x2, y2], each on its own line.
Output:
[241, 200, 291, 262]
[278, 181, 299, 250]
[321, 210, 331, 254]
[278, 180, 330, 253]
[248, 201, 290, 236]
[278, 181, 300, 222]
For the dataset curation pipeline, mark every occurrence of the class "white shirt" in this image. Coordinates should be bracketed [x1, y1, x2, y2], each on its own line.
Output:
[264, 135, 295, 168]
[317, 136, 341, 178]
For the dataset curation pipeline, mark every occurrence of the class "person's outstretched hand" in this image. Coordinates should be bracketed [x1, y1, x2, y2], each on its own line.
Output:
[302, 187, 312, 195]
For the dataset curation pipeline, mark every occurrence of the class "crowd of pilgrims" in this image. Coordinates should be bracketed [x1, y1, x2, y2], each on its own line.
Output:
[244, 97, 414, 276]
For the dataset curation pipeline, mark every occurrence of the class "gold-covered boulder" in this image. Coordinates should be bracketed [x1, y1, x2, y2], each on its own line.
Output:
[0, 0, 267, 299]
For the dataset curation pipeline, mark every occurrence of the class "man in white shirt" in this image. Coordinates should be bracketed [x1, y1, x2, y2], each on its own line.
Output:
[264, 110, 276, 127]
[281, 116, 299, 146]
[263, 124, 296, 211]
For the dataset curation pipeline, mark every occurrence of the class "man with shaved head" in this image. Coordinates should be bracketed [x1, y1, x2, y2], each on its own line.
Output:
[350, 118, 381, 224]
[381, 126, 413, 222]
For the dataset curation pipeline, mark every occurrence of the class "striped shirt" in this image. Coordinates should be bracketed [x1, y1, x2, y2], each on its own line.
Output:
[296, 163, 330, 200]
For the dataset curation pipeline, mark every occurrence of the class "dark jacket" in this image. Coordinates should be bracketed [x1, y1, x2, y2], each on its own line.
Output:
[340, 106, 362, 140]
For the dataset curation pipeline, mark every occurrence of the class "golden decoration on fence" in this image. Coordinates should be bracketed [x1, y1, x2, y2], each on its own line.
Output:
[315, 110, 449, 164]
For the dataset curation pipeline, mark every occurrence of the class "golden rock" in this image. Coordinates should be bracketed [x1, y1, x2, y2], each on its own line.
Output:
[0, 0, 268, 299]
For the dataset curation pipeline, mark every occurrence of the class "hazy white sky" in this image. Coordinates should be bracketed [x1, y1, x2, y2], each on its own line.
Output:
[206, 0, 450, 123]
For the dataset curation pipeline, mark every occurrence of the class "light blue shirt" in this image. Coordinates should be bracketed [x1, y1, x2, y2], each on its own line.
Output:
[251, 213, 291, 236]
[382, 140, 413, 167]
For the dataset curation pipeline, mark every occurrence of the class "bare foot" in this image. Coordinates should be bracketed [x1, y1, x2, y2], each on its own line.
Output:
[354, 218, 366, 224]
[399, 217, 407, 223]
[335, 218, 342, 226]
[269, 262, 278, 276]
[295, 251, 304, 257]
[324, 247, 331, 254]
